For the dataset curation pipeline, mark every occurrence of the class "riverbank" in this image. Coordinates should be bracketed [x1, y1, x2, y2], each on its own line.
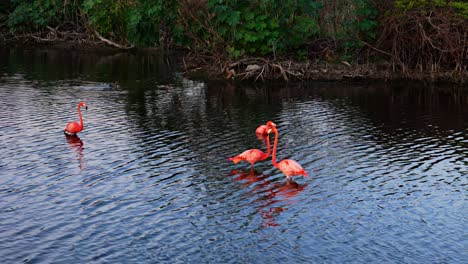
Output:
[182, 55, 467, 84]
[3, 38, 466, 84]
[2, 1, 466, 84]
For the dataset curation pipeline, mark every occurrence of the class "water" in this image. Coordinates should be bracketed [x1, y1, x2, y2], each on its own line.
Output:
[0, 48, 466, 263]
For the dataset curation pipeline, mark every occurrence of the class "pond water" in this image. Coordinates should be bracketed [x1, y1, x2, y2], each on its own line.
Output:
[0, 48, 466, 263]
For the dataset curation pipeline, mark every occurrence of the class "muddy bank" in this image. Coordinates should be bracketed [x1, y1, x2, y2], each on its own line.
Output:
[183, 56, 467, 84]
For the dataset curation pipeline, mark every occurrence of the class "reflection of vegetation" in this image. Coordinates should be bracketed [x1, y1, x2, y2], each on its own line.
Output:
[295, 81, 468, 135]
[0, 48, 176, 85]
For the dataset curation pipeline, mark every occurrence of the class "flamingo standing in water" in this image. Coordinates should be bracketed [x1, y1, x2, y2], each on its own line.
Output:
[64, 102, 87, 136]
[266, 121, 309, 179]
[228, 130, 271, 168]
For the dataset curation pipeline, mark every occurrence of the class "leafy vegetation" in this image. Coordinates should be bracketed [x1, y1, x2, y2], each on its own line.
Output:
[207, 0, 321, 57]
[8, 0, 64, 31]
[3, 0, 467, 74]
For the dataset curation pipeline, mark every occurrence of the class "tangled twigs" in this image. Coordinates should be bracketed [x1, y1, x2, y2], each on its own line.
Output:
[2, 24, 94, 45]
[374, 8, 467, 75]
[181, 51, 467, 83]
[1, 22, 137, 50]
[225, 58, 310, 81]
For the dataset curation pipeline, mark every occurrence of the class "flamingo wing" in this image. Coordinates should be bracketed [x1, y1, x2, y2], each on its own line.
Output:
[278, 159, 309, 178]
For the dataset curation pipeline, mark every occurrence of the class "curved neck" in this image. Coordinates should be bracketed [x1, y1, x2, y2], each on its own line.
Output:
[265, 133, 271, 156]
[271, 129, 279, 169]
[77, 105, 84, 128]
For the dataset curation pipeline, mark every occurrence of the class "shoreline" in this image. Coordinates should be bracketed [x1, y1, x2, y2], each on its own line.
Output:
[183, 58, 467, 84]
[3, 39, 466, 84]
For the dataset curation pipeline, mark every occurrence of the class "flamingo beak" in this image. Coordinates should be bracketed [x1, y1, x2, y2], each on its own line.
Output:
[267, 128, 272, 134]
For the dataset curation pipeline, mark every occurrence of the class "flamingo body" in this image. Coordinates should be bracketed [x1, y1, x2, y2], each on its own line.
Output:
[276, 159, 309, 178]
[64, 122, 83, 135]
[64, 102, 87, 136]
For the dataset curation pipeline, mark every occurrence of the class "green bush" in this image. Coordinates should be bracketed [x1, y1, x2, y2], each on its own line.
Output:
[82, 0, 129, 40]
[395, 0, 468, 18]
[207, 0, 322, 58]
[315, 0, 377, 61]
[449, 2, 468, 18]
[126, 0, 178, 46]
[82, 0, 178, 46]
[8, 0, 65, 32]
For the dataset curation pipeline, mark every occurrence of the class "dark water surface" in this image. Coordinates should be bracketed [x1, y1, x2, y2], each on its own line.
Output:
[0, 48, 466, 263]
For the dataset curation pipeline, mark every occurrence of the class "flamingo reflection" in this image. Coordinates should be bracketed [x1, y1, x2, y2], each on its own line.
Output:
[258, 179, 307, 227]
[229, 169, 268, 184]
[65, 135, 85, 169]
[229, 169, 307, 227]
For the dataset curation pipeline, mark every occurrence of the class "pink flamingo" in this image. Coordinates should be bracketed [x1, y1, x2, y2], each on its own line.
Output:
[228, 130, 271, 168]
[64, 102, 87, 136]
[266, 121, 309, 179]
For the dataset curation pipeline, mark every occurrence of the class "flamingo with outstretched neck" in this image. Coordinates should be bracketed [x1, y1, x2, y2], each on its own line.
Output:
[64, 102, 87, 136]
[228, 130, 271, 168]
[266, 121, 309, 179]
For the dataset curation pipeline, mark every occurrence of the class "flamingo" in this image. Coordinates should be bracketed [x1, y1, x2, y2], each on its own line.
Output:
[266, 121, 309, 179]
[228, 130, 271, 168]
[64, 102, 87, 136]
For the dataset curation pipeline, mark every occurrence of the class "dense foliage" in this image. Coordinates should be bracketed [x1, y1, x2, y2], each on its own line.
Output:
[1, 0, 467, 72]
[207, 0, 321, 57]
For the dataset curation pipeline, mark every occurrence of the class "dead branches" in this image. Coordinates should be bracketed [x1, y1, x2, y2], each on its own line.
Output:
[224, 58, 345, 82]
[224, 58, 297, 81]
[93, 30, 134, 50]
[1, 24, 137, 50]
[374, 8, 467, 75]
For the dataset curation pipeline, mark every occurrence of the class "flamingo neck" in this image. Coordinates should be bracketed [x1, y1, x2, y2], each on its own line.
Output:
[265, 133, 271, 157]
[78, 105, 84, 129]
[271, 129, 280, 169]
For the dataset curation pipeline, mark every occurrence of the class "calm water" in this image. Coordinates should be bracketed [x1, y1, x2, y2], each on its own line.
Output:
[0, 48, 467, 263]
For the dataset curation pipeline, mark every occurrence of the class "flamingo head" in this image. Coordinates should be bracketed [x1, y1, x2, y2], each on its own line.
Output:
[79, 101, 88, 110]
[265, 121, 277, 134]
[255, 125, 268, 135]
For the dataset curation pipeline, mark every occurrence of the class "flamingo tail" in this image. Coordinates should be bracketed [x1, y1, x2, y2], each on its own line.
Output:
[227, 157, 242, 164]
